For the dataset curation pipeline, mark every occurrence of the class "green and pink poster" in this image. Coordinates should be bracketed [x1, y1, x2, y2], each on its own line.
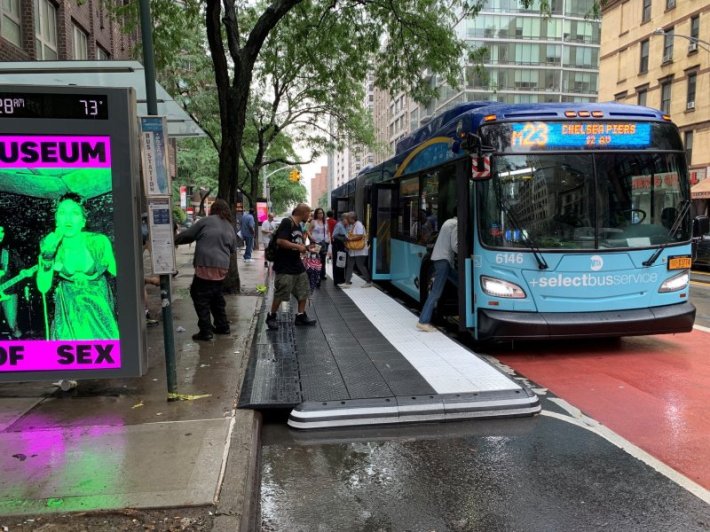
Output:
[0, 88, 145, 380]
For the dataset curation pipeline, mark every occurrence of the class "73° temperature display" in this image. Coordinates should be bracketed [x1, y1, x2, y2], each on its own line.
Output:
[510, 121, 651, 150]
[0, 92, 108, 120]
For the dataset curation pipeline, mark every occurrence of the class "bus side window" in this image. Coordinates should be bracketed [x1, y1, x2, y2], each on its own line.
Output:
[437, 165, 458, 224]
[421, 172, 439, 244]
[398, 177, 419, 241]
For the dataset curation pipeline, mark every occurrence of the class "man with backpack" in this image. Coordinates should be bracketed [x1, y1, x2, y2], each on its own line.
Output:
[265, 204, 316, 330]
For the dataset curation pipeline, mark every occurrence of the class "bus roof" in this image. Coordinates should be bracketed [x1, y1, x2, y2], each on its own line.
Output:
[395, 101, 667, 155]
[331, 102, 671, 196]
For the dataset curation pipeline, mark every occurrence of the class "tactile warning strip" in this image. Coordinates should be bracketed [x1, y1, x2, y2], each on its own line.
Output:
[238, 299, 302, 409]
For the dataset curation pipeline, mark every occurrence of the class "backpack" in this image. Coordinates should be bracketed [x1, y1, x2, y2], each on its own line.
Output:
[265, 236, 278, 262]
[265, 218, 291, 262]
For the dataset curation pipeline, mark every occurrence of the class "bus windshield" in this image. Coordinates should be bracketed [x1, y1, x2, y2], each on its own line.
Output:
[479, 151, 690, 250]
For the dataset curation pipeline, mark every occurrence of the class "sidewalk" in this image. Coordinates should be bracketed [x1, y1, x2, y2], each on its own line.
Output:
[0, 246, 266, 531]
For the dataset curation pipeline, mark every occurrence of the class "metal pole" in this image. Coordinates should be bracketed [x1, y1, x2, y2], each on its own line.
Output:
[139, 0, 178, 398]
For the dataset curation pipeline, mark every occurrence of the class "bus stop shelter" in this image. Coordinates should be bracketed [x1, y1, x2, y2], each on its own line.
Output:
[0, 60, 205, 138]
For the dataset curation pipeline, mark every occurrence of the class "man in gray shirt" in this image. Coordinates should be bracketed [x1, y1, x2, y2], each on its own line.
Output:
[417, 214, 457, 332]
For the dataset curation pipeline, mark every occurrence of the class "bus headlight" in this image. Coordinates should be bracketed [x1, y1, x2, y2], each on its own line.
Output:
[659, 271, 689, 293]
[481, 276, 526, 298]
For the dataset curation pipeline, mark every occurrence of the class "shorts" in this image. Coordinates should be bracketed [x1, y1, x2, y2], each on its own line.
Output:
[274, 272, 310, 302]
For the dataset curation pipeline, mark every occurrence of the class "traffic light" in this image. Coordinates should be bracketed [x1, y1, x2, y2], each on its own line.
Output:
[289, 169, 301, 182]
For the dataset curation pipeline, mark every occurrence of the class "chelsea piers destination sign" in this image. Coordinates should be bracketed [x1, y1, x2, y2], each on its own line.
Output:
[0, 86, 146, 382]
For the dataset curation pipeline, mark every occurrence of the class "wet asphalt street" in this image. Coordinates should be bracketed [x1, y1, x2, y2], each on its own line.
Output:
[260, 402, 708, 531]
[258, 280, 710, 531]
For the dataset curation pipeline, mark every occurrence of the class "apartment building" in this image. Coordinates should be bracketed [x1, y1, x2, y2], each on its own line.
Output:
[0, 0, 136, 62]
[599, 1, 710, 209]
[337, 0, 602, 173]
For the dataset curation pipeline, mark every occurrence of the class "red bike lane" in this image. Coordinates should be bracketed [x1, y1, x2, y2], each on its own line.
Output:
[494, 328, 710, 490]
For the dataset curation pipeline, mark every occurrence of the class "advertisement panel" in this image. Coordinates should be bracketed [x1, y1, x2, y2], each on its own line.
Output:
[256, 201, 269, 223]
[0, 86, 145, 381]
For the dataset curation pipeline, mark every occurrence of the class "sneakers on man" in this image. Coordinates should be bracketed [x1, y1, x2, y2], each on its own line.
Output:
[416, 322, 436, 333]
[294, 312, 317, 326]
[337, 283, 350, 289]
[192, 331, 214, 341]
[213, 326, 231, 335]
[266, 312, 279, 330]
[361, 282, 373, 288]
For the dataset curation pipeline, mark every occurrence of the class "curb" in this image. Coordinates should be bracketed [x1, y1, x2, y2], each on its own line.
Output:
[213, 288, 265, 531]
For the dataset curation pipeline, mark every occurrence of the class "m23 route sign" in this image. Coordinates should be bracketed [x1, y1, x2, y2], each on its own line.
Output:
[510, 122, 651, 149]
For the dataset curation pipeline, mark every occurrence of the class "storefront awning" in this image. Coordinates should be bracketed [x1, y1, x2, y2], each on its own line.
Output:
[0, 61, 205, 138]
[691, 179, 710, 199]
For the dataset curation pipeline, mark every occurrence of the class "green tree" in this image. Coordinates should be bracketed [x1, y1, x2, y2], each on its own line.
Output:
[268, 168, 308, 213]
[203, 0, 508, 206]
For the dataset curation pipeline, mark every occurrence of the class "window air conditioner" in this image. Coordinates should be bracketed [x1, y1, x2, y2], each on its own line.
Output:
[689, 42, 698, 52]
[687, 101, 695, 110]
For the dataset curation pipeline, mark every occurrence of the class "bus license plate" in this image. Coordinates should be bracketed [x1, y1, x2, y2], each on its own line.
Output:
[668, 256, 692, 270]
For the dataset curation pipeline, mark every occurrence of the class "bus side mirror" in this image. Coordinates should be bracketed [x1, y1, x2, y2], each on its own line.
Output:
[693, 215, 709, 237]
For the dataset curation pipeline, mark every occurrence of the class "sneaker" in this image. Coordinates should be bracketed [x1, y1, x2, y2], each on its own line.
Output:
[294, 312, 317, 326]
[213, 326, 231, 335]
[266, 312, 279, 330]
[337, 283, 350, 289]
[361, 282, 373, 288]
[416, 322, 436, 333]
[192, 331, 214, 341]
[145, 318, 159, 327]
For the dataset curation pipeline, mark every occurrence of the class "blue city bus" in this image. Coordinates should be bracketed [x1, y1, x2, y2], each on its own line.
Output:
[331, 102, 709, 341]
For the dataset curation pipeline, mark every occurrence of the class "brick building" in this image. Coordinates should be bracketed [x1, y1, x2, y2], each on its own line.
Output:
[599, 0, 710, 214]
[0, 0, 137, 62]
[311, 166, 328, 208]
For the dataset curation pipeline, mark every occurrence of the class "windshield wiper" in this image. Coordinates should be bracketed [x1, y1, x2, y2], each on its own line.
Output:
[497, 197, 549, 270]
[643, 200, 690, 267]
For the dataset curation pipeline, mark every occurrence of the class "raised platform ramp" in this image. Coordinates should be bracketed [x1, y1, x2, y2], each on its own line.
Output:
[239, 274, 540, 429]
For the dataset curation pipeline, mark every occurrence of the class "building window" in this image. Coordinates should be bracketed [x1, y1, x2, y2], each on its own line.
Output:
[72, 23, 88, 59]
[660, 80, 672, 114]
[1, 0, 22, 47]
[637, 88, 648, 106]
[689, 16, 700, 53]
[642, 0, 651, 23]
[662, 27, 674, 63]
[684, 131, 693, 165]
[686, 72, 696, 110]
[97, 47, 110, 60]
[34, 0, 58, 60]
[665, 0, 675, 10]
[639, 39, 649, 73]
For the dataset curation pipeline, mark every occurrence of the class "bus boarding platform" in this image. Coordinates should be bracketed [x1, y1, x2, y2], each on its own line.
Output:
[238, 274, 541, 430]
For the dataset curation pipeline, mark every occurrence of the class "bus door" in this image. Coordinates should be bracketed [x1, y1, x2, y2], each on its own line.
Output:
[370, 183, 397, 280]
[457, 159, 474, 332]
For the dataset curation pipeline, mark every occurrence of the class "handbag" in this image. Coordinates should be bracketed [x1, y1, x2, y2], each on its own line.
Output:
[336, 251, 347, 268]
[345, 230, 367, 251]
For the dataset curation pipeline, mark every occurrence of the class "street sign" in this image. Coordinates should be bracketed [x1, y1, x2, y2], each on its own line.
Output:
[0, 85, 146, 382]
[148, 198, 176, 274]
[140, 116, 171, 196]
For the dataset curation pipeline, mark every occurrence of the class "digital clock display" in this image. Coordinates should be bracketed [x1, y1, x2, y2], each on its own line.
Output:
[0, 92, 108, 120]
[509, 121, 651, 149]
